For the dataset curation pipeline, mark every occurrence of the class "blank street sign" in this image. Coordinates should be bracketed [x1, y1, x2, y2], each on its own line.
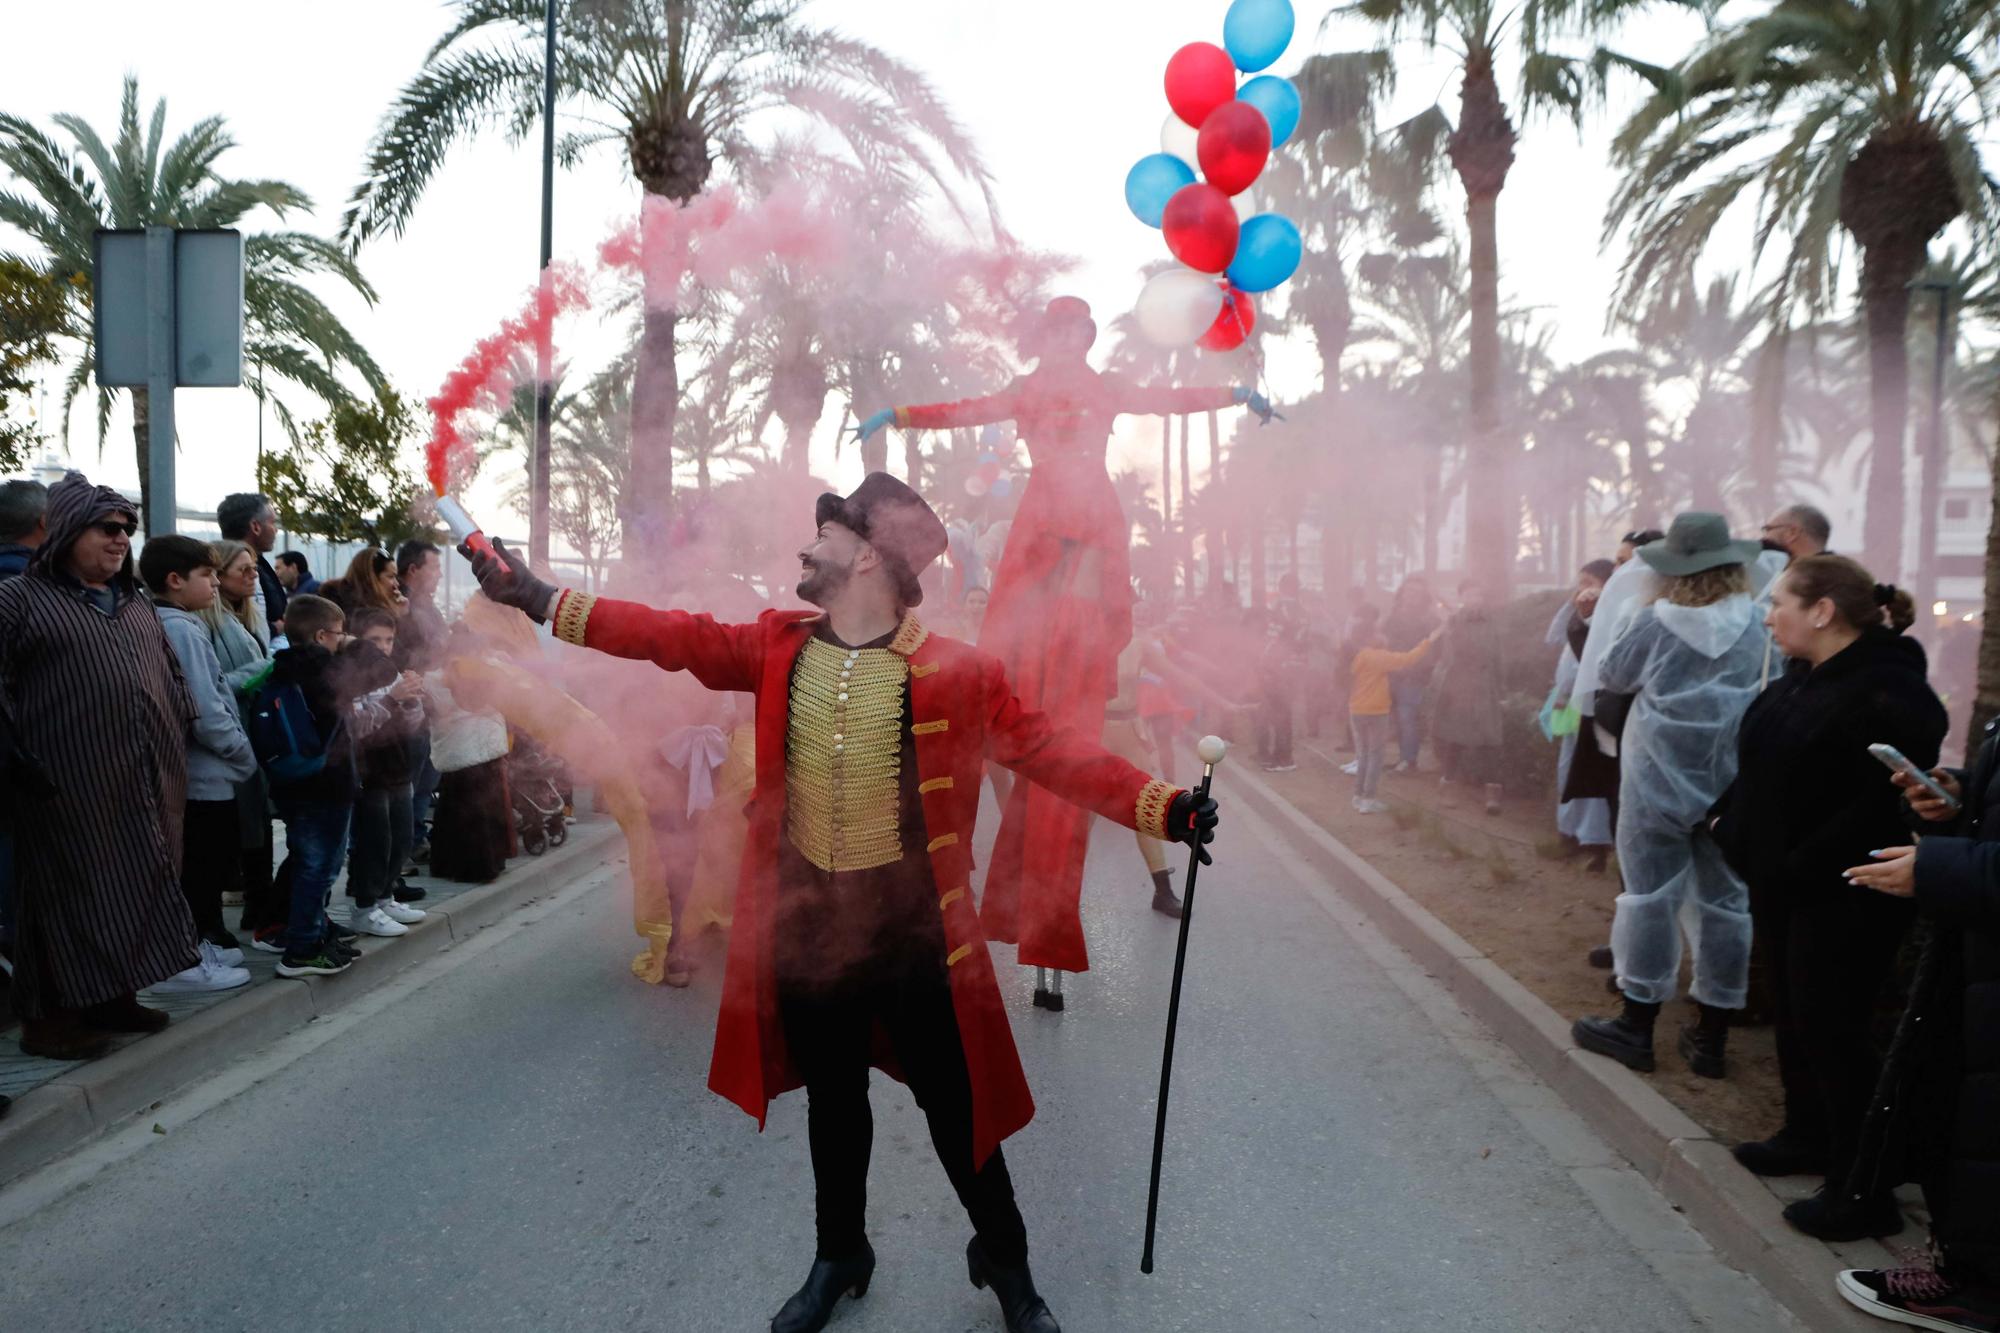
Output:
[92, 228, 244, 387]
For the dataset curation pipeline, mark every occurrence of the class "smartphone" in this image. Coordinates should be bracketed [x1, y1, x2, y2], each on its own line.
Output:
[1869, 743, 1961, 812]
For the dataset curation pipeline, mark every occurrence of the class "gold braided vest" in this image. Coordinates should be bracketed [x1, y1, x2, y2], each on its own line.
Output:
[786, 635, 910, 872]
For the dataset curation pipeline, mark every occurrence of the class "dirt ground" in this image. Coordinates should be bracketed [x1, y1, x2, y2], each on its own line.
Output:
[1256, 731, 1782, 1150]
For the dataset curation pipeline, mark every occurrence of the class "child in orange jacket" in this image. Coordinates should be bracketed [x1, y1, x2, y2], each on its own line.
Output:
[1348, 609, 1441, 812]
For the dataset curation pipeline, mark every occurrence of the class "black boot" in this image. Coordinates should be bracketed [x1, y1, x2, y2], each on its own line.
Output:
[1677, 1004, 1732, 1079]
[1150, 869, 1183, 919]
[1783, 1184, 1905, 1242]
[1586, 945, 1614, 970]
[967, 1236, 1060, 1333]
[770, 1242, 874, 1333]
[1572, 996, 1660, 1073]
[1732, 1126, 1829, 1178]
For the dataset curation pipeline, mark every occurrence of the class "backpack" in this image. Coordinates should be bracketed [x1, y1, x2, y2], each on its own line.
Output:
[245, 679, 328, 784]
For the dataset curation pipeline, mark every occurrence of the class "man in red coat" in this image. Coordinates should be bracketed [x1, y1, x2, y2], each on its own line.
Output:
[463, 473, 1218, 1333]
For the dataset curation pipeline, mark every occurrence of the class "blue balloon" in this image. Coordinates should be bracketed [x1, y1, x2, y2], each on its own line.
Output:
[1224, 0, 1295, 73]
[1124, 153, 1198, 228]
[1228, 214, 1303, 293]
[990, 477, 1014, 499]
[1239, 75, 1302, 147]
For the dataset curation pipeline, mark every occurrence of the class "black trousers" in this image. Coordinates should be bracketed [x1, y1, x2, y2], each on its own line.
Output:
[1256, 681, 1294, 766]
[778, 962, 1029, 1266]
[181, 799, 240, 943]
[1751, 878, 1915, 1183]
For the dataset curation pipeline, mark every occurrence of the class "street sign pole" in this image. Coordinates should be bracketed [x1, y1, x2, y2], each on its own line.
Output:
[144, 225, 177, 538]
[531, 0, 559, 567]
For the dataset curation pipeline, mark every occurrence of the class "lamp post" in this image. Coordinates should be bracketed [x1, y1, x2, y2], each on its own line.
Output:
[530, 0, 559, 567]
[1912, 278, 1954, 643]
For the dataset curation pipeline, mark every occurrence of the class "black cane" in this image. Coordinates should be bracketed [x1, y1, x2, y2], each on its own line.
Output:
[1141, 735, 1227, 1274]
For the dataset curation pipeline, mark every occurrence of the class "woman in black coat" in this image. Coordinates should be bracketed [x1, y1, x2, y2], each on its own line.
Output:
[1710, 555, 1946, 1243]
[1840, 719, 2000, 1329]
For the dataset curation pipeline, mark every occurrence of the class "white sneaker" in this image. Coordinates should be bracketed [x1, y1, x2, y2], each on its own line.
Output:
[151, 945, 252, 995]
[350, 906, 408, 938]
[378, 899, 426, 925]
[1340, 761, 1359, 775]
[208, 944, 245, 968]
[1357, 798, 1389, 814]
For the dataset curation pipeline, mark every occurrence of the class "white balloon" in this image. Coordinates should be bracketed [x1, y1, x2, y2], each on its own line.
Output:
[1136, 269, 1226, 348]
[1161, 113, 1200, 173]
[1233, 185, 1261, 222]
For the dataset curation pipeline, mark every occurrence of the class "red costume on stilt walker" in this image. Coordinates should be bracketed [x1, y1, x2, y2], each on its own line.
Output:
[865, 298, 1273, 976]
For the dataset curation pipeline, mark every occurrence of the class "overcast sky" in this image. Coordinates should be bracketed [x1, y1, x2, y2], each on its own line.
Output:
[2, 0, 1708, 541]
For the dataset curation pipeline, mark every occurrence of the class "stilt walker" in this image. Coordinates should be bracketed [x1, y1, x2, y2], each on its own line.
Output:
[859, 298, 1272, 1009]
[460, 473, 1220, 1333]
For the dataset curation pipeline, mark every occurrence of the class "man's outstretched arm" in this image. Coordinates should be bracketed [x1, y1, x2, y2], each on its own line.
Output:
[978, 656, 1219, 862]
[462, 538, 763, 694]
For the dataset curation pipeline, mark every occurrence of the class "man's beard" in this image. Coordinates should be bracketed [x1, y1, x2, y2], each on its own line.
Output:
[797, 557, 852, 607]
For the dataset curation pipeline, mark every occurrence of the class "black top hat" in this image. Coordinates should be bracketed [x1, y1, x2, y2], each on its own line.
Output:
[815, 473, 949, 607]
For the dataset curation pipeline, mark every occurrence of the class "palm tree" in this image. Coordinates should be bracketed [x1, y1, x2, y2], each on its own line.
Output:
[0, 77, 385, 521]
[344, 0, 996, 547]
[1606, 0, 2000, 576]
[1337, 0, 1667, 588]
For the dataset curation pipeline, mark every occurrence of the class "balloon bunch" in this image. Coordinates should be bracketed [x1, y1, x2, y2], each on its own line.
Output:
[1124, 0, 1303, 351]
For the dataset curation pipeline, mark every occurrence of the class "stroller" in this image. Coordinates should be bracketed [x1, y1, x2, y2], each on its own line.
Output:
[508, 735, 572, 856]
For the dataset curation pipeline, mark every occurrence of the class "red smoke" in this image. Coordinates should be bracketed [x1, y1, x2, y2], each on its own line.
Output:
[424, 264, 592, 496]
[598, 182, 851, 309]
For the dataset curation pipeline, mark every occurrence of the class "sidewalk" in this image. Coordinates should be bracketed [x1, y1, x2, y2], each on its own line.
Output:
[0, 814, 624, 1188]
[1230, 742, 1914, 1333]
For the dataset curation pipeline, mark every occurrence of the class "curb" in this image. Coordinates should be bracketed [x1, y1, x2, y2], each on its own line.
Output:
[0, 820, 624, 1190]
[1230, 766, 1889, 1333]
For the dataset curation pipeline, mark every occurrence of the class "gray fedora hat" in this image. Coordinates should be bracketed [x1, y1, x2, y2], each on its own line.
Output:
[1637, 511, 1763, 577]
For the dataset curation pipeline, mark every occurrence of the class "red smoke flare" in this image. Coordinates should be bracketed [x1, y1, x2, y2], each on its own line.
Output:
[425, 265, 592, 496]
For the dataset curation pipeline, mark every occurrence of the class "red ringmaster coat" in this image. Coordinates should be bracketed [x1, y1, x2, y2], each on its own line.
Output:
[550, 592, 1183, 1167]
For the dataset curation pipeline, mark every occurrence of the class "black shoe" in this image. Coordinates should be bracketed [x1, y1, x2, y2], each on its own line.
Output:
[205, 927, 243, 952]
[1150, 869, 1183, 919]
[1837, 1266, 2000, 1331]
[1784, 1184, 1905, 1241]
[77, 993, 171, 1034]
[770, 1243, 873, 1333]
[0, 1093, 10, 1121]
[967, 1237, 1060, 1333]
[1732, 1127, 1830, 1178]
[1586, 945, 1614, 970]
[327, 919, 360, 945]
[1572, 998, 1660, 1073]
[394, 881, 427, 904]
[1678, 1021, 1728, 1079]
[1031, 987, 1065, 1012]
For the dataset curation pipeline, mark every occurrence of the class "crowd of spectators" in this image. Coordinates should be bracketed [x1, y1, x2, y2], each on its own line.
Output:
[0, 474, 525, 1119]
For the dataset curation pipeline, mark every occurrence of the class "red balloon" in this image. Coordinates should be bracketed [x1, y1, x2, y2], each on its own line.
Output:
[1200, 287, 1257, 351]
[1161, 184, 1240, 274]
[1165, 43, 1238, 129]
[1198, 101, 1273, 197]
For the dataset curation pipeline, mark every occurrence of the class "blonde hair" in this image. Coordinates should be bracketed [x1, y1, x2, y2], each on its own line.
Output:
[204, 539, 262, 638]
[1662, 564, 1749, 608]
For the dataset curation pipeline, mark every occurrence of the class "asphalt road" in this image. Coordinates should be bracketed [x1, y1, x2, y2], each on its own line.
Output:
[0, 791, 1798, 1332]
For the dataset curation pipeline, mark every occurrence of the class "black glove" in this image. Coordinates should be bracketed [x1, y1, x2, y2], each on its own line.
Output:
[1166, 789, 1220, 865]
[460, 536, 558, 623]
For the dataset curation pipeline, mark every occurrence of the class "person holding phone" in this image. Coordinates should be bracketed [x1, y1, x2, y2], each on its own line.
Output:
[1708, 555, 1945, 1242]
[1836, 741, 2000, 1329]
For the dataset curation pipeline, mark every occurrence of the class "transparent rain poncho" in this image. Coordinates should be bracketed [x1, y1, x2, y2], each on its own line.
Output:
[1598, 592, 1769, 1008]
